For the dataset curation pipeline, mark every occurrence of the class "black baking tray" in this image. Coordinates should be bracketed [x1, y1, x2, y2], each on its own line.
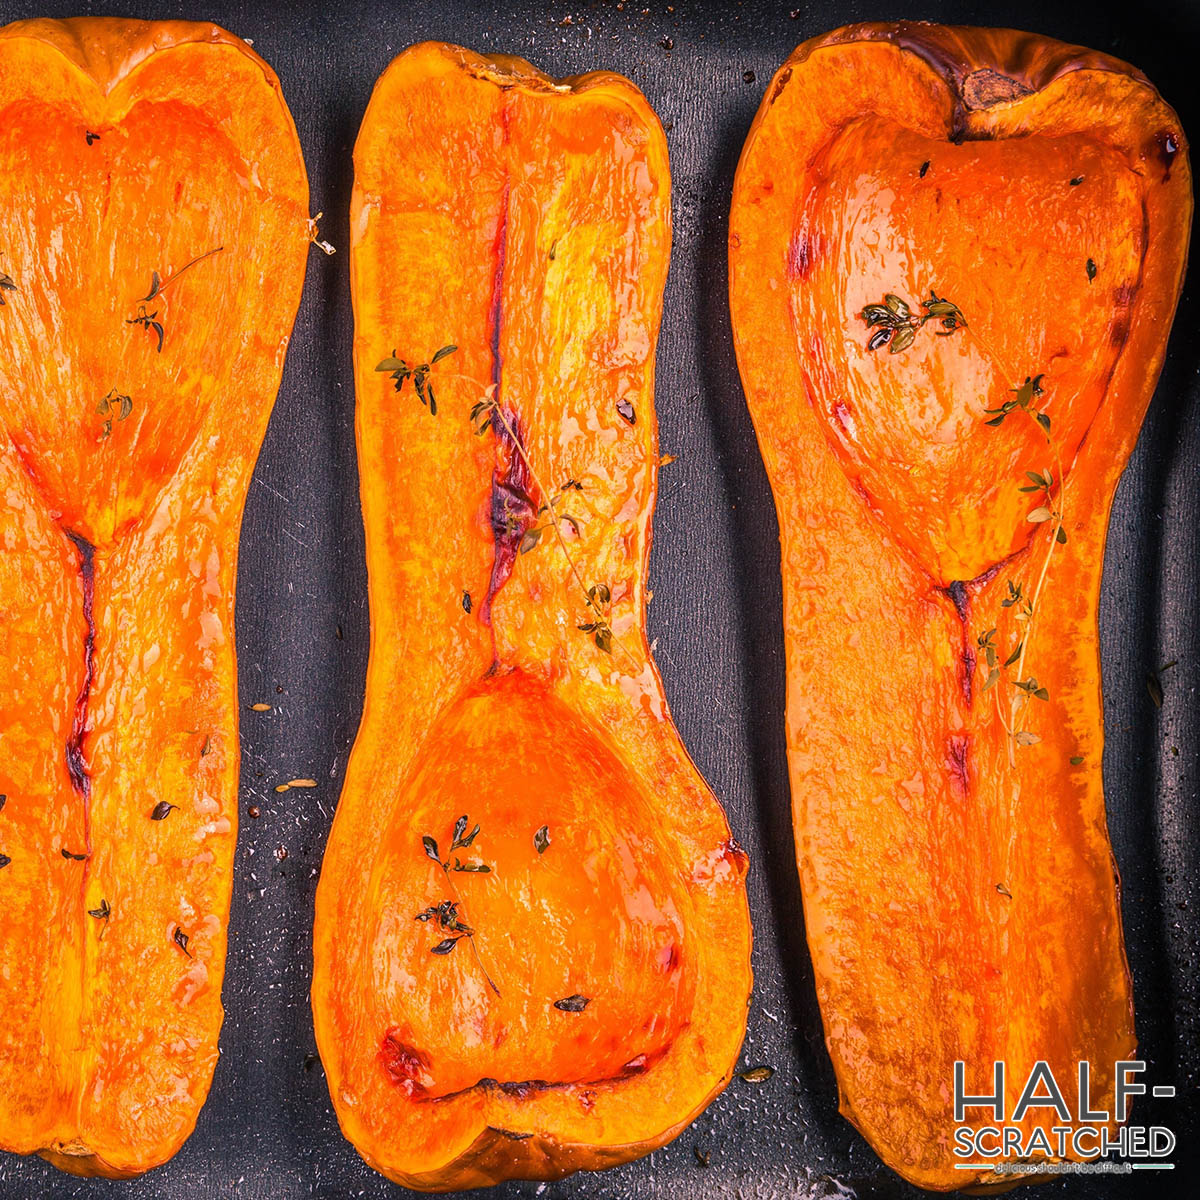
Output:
[0, 1, 1196, 1197]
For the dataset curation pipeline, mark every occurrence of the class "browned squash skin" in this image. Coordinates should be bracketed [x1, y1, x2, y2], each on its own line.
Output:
[729, 21, 1190, 1192]
[0, 17, 309, 1177]
[312, 41, 752, 1191]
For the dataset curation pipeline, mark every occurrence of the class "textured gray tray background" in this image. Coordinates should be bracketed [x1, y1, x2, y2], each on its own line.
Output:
[0, 1, 1196, 1197]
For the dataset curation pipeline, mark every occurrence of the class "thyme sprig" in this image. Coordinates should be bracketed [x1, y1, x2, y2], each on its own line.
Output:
[417, 815, 500, 996]
[376, 344, 457, 414]
[384, 342, 624, 661]
[128, 246, 224, 354]
[860, 290, 966, 353]
[866, 286, 1072, 765]
[471, 388, 621, 659]
[978, 370, 1069, 762]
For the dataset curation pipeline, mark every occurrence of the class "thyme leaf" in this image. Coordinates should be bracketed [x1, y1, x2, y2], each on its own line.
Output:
[858, 289, 966, 353]
[534, 825, 551, 854]
[377, 344, 456, 413]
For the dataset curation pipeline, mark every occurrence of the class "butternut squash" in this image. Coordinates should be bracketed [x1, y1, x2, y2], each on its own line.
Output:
[312, 41, 752, 1190]
[729, 22, 1190, 1191]
[0, 17, 309, 1176]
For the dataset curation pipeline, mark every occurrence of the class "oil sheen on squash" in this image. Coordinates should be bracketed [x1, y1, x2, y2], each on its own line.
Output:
[730, 22, 1191, 1193]
[312, 42, 752, 1191]
[0, 18, 309, 1177]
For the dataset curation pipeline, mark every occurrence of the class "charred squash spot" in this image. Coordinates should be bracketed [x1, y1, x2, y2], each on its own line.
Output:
[787, 230, 818, 280]
[946, 734, 970, 795]
[380, 1030, 434, 1094]
[63, 531, 96, 802]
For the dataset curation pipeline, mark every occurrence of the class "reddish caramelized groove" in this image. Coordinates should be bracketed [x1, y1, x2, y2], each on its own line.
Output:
[730, 22, 1190, 1191]
[0, 17, 309, 1176]
[312, 42, 752, 1190]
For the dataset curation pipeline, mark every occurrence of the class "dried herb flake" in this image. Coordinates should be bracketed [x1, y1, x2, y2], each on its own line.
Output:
[554, 994, 591, 1012]
[739, 1065, 775, 1083]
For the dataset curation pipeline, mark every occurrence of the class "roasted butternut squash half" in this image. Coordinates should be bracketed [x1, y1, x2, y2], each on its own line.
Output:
[0, 17, 309, 1177]
[312, 41, 752, 1190]
[729, 22, 1190, 1191]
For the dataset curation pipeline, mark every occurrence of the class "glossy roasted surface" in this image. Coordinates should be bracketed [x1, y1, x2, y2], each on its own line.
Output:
[1, 3, 1197, 1198]
[0, 16, 309, 1177]
[311, 41, 751, 1191]
[730, 21, 1191, 1193]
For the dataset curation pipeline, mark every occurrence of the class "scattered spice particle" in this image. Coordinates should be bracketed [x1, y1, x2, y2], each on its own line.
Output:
[660, 36, 673, 50]
[303, 1053, 318, 1073]
[743, 69, 756, 83]
[336, 623, 343, 640]
[694, 1146, 711, 1167]
[200, 735, 212, 757]
[248, 806, 261, 819]
[739, 1065, 774, 1083]
[554, 994, 591, 1013]
[660, 453, 677, 466]
[275, 846, 289, 862]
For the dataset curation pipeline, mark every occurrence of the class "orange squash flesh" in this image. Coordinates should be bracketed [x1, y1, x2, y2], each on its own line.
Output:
[0, 18, 309, 1177]
[312, 41, 752, 1191]
[729, 22, 1190, 1192]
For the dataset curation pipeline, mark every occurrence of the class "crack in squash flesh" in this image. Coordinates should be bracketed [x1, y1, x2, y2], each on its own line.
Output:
[730, 22, 1191, 1193]
[312, 41, 752, 1191]
[0, 17, 309, 1177]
